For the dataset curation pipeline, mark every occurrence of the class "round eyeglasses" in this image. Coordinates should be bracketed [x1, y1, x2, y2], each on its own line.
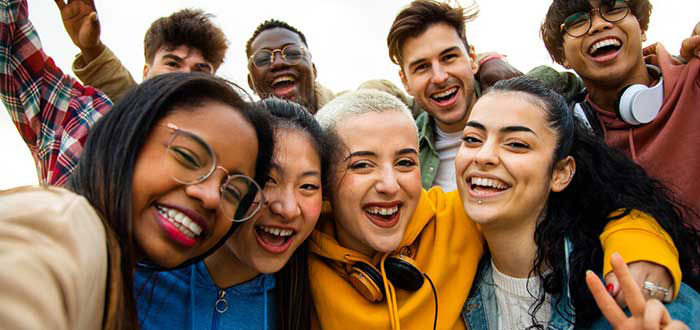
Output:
[249, 44, 307, 68]
[560, 0, 631, 37]
[161, 123, 265, 222]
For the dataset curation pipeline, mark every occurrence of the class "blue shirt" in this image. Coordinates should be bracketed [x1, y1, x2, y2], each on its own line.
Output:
[134, 261, 277, 330]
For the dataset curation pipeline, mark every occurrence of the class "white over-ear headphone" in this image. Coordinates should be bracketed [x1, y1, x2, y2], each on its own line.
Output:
[615, 65, 664, 125]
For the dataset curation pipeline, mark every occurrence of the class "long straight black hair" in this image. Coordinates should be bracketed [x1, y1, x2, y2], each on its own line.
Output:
[256, 97, 337, 330]
[486, 77, 700, 328]
[67, 72, 274, 329]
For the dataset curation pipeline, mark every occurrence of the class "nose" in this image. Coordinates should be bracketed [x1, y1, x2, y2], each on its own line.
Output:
[474, 140, 500, 168]
[588, 9, 613, 34]
[430, 63, 448, 85]
[269, 50, 287, 68]
[375, 166, 400, 196]
[185, 172, 225, 211]
[267, 188, 301, 221]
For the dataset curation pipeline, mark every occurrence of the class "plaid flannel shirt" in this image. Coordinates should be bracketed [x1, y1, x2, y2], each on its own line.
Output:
[0, 0, 111, 186]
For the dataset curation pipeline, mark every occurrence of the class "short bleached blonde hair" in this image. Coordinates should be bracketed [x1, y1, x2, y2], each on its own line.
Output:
[315, 89, 416, 135]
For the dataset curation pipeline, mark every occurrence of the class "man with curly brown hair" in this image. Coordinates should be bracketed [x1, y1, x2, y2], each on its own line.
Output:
[57, 0, 228, 102]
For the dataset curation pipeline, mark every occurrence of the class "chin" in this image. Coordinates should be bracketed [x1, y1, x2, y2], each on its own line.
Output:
[369, 236, 402, 254]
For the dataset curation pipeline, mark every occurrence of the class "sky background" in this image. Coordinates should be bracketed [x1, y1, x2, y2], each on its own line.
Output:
[1, 0, 698, 189]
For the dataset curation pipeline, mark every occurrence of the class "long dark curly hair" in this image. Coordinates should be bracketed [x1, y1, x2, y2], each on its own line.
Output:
[486, 76, 700, 328]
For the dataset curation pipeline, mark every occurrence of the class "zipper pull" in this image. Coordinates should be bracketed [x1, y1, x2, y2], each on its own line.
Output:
[215, 289, 228, 313]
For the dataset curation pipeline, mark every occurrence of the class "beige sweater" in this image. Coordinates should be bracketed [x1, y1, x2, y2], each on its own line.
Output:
[0, 186, 109, 329]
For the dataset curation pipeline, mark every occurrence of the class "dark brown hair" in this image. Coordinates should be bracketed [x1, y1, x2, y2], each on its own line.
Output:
[387, 0, 477, 68]
[245, 19, 309, 57]
[541, 0, 652, 64]
[144, 9, 229, 70]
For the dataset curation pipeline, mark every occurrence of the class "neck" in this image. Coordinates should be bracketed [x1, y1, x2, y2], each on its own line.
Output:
[586, 63, 651, 111]
[481, 213, 541, 278]
[204, 245, 260, 288]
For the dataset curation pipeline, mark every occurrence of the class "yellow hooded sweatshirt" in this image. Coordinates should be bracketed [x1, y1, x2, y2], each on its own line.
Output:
[309, 188, 680, 330]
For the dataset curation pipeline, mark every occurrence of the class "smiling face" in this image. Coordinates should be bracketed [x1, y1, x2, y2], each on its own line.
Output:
[131, 101, 259, 268]
[399, 23, 478, 133]
[143, 45, 215, 79]
[331, 111, 421, 256]
[455, 92, 571, 229]
[247, 28, 317, 111]
[224, 128, 323, 273]
[560, 0, 648, 88]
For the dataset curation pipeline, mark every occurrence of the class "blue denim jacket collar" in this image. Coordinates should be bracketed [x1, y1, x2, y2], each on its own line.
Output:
[462, 240, 576, 330]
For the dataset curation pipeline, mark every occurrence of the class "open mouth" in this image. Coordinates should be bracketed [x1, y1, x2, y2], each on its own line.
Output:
[155, 204, 205, 248]
[271, 75, 297, 97]
[469, 177, 510, 197]
[363, 204, 401, 228]
[255, 225, 296, 253]
[430, 86, 459, 106]
[588, 38, 622, 59]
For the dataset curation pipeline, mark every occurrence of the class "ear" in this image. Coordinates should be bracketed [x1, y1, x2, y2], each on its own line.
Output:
[550, 156, 576, 193]
[312, 63, 318, 80]
[468, 45, 479, 74]
[399, 69, 413, 96]
[247, 73, 257, 94]
[641, 31, 647, 42]
[142, 64, 150, 80]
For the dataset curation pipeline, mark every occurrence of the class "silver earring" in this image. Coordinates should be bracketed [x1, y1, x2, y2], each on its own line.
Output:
[477, 200, 483, 205]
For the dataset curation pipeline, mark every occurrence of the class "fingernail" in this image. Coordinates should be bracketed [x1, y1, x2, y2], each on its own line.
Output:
[606, 283, 615, 295]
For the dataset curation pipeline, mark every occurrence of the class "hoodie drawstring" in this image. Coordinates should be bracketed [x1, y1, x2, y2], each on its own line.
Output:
[263, 278, 269, 330]
[190, 267, 196, 330]
[627, 128, 639, 162]
[380, 254, 401, 330]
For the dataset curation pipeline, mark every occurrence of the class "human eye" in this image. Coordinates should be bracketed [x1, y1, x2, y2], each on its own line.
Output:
[164, 61, 180, 69]
[284, 46, 304, 60]
[462, 135, 482, 145]
[442, 53, 459, 62]
[564, 12, 589, 29]
[504, 140, 530, 150]
[169, 147, 204, 169]
[194, 63, 213, 73]
[300, 183, 320, 191]
[395, 158, 417, 168]
[348, 160, 373, 171]
[412, 63, 429, 74]
[253, 52, 272, 67]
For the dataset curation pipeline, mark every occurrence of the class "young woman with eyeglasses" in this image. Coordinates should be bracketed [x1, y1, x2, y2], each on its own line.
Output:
[458, 77, 700, 329]
[0, 72, 274, 330]
[308, 89, 683, 330]
[133, 97, 334, 330]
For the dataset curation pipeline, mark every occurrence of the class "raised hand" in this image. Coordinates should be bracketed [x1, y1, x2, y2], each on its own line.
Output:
[604, 260, 673, 308]
[475, 55, 523, 92]
[587, 253, 689, 330]
[54, 0, 103, 62]
[679, 21, 700, 61]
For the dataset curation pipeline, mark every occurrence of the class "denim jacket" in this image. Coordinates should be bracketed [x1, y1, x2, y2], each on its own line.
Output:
[462, 240, 700, 329]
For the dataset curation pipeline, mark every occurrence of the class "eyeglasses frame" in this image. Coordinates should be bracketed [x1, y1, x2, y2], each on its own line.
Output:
[559, 1, 631, 38]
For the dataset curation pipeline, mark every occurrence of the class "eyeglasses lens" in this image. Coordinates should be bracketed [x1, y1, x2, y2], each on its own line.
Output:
[165, 131, 215, 185]
[221, 175, 264, 222]
[563, 1, 629, 37]
[252, 45, 304, 68]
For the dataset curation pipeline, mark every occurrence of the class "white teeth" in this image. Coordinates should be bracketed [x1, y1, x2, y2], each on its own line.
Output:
[272, 75, 296, 85]
[258, 225, 294, 237]
[470, 177, 508, 190]
[431, 87, 458, 99]
[589, 38, 621, 55]
[157, 205, 203, 237]
[365, 206, 399, 216]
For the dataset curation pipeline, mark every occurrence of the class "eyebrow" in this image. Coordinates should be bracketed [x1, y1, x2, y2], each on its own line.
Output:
[466, 121, 538, 136]
[270, 163, 321, 178]
[161, 54, 183, 63]
[344, 151, 375, 161]
[261, 42, 296, 51]
[396, 148, 418, 156]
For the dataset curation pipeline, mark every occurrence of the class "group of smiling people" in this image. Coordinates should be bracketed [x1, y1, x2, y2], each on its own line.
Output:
[1, 0, 700, 329]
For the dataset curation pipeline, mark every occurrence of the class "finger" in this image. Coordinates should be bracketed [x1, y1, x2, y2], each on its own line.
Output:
[610, 252, 647, 316]
[665, 320, 689, 330]
[586, 270, 627, 325]
[680, 36, 700, 60]
[604, 272, 621, 297]
[642, 299, 670, 330]
[54, 0, 67, 10]
[85, 0, 97, 11]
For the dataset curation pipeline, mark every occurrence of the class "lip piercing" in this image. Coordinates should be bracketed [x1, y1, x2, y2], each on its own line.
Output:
[477, 200, 483, 205]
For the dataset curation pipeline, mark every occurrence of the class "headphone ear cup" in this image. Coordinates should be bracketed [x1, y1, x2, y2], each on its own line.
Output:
[349, 262, 385, 302]
[384, 255, 424, 291]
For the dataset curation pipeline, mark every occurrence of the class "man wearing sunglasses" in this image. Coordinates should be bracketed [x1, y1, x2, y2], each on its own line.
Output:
[56, 0, 227, 103]
[245, 19, 335, 114]
[541, 0, 700, 224]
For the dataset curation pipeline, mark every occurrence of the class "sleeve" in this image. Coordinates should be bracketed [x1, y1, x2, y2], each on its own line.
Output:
[600, 209, 681, 299]
[72, 45, 137, 103]
[0, 0, 112, 186]
[0, 188, 108, 330]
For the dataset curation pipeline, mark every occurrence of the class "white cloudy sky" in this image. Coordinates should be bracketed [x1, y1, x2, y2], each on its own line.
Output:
[1, 0, 698, 188]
